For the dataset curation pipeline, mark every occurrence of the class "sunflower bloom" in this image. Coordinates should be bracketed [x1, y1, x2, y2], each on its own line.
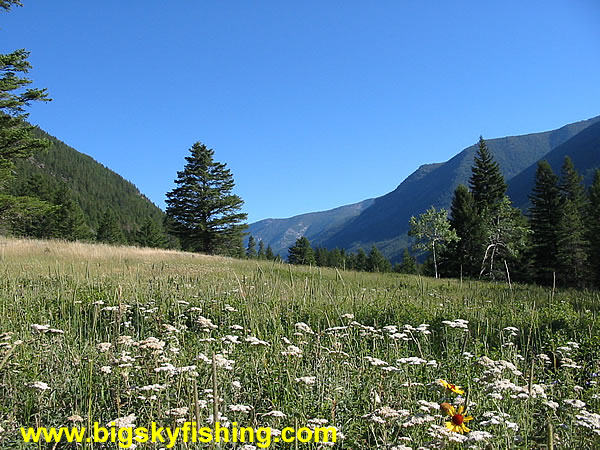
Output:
[442, 404, 473, 433]
[438, 378, 465, 395]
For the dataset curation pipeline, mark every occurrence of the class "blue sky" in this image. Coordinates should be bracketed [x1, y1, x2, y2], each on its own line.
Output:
[2, 1, 599, 223]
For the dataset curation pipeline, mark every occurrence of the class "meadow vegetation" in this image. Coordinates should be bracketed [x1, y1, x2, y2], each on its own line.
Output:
[0, 237, 599, 448]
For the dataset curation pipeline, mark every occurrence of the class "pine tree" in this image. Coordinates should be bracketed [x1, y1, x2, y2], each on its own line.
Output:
[329, 248, 343, 268]
[586, 170, 600, 286]
[165, 142, 247, 255]
[469, 136, 507, 211]
[136, 218, 167, 248]
[0, 47, 51, 224]
[314, 247, 328, 267]
[556, 157, 588, 286]
[10, 173, 55, 237]
[246, 235, 257, 259]
[257, 240, 266, 260]
[97, 209, 125, 244]
[448, 184, 481, 277]
[366, 246, 390, 272]
[529, 161, 563, 284]
[288, 236, 315, 265]
[50, 185, 91, 241]
[0, 2, 23, 12]
[265, 244, 275, 261]
[354, 248, 368, 272]
[395, 248, 418, 274]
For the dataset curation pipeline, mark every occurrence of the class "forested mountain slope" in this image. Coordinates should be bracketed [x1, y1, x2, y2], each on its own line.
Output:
[10, 127, 164, 233]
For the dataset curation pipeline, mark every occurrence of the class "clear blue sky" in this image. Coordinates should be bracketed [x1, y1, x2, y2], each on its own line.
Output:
[2, 1, 599, 223]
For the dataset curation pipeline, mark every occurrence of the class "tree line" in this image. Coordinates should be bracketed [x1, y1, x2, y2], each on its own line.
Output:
[409, 137, 600, 288]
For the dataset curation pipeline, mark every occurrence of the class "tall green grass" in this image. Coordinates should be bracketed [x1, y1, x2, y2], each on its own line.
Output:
[0, 238, 599, 448]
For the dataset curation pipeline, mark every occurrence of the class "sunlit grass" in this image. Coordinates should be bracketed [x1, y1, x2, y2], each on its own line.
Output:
[0, 237, 599, 448]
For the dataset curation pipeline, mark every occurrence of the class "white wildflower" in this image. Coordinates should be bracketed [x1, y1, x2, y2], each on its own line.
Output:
[264, 410, 286, 418]
[295, 322, 314, 334]
[108, 414, 136, 429]
[295, 376, 316, 386]
[97, 342, 112, 353]
[228, 404, 253, 413]
[281, 345, 303, 357]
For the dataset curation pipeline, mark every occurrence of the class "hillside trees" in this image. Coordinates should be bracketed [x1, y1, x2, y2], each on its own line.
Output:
[165, 142, 248, 255]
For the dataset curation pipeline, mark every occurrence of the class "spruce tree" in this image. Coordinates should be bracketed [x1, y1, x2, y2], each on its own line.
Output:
[0, 47, 51, 224]
[367, 246, 390, 272]
[246, 235, 257, 259]
[265, 244, 275, 261]
[469, 136, 507, 211]
[51, 185, 91, 241]
[556, 157, 588, 286]
[314, 247, 328, 267]
[97, 209, 125, 244]
[529, 161, 562, 284]
[329, 248, 342, 268]
[136, 218, 167, 248]
[354, 248, 368, 272]
[288, 236, 315, 265]
[395, 248, 418, 274]
[257, 240, 266, 260]
[165, 142, 248, 255]
[448, 184, 481, 277]
[586, 170, 600, 286]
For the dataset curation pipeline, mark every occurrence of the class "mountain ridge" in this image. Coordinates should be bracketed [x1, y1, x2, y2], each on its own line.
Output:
[250, 114, 600, 261]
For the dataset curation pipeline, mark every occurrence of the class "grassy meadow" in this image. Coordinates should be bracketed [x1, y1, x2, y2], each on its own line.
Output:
[0, 237, 599, 448]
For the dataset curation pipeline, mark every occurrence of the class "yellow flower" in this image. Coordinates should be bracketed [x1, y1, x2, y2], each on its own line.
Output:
[438, 378, 465, 395]
[442, 404, 473, 433]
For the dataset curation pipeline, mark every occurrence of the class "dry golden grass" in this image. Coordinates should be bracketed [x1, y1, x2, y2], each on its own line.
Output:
[0, 236, 227, 264]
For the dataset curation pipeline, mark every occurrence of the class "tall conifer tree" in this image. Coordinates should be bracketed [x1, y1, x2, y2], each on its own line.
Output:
[246, 235, 257, 259]
[586, 170, 600, 285]
[469, 136, 507, 211]
[257, 240, 266, 260]
[529, 161, 562, 283]
[165, 142, 247, 255]
[287, 236, 315, 265]
[97, 209, 125, 244]
[556, 157, 588, 286]
[448, 184, 481, 277]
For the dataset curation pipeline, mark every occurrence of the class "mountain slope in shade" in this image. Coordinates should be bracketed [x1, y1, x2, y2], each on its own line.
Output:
[507, 119, 600, 209]
[12, 127, 165, 233]
[248, 198, 375, 256]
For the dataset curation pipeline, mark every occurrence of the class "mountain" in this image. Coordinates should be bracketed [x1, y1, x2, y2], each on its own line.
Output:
[507, 120, 600, 209]
[10, 127, 165, 235]
[248, 198, 375, 256]
[249, 115, 600, 262]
